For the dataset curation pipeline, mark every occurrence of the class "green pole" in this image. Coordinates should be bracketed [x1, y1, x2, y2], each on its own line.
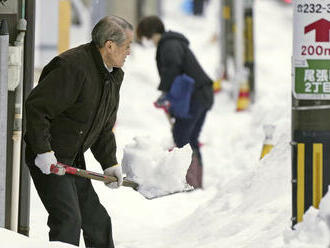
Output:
[291, 0, 330, 227]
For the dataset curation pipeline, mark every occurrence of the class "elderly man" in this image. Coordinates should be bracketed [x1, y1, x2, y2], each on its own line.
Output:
[24, 16, 133, 247]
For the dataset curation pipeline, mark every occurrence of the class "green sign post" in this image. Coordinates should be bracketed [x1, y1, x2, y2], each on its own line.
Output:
[292, 0, 330, 228]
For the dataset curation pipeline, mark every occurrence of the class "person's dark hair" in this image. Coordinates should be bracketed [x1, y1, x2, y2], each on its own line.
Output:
[92, 16, 133, 48]
[136, 16, 165, 41]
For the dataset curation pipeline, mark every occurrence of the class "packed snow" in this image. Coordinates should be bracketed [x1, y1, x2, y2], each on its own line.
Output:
[122, 137, 193, 199]
[2, 0, 330, 247]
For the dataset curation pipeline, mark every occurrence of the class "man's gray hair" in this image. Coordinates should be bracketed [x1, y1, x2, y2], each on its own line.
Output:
[92, 16, 133, 48]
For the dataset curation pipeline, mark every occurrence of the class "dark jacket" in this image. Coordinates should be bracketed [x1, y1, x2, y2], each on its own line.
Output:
[156, 31, 213, 110]
[24, 42, 123, 169]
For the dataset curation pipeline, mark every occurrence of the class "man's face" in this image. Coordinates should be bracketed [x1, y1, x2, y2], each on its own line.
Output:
[105, 30, 133, 68]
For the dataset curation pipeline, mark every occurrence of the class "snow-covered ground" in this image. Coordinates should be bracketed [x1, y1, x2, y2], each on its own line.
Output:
[2, 0, 330, 247]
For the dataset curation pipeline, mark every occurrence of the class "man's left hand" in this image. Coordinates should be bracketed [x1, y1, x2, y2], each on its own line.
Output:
[104, 164, 123, 188]
[154, 92, 170, 112]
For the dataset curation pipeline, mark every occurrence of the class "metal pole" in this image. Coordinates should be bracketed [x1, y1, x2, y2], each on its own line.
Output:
[227, 0, 235, 62]
[156, 0, 161, 16]
[243, 0, 255, 103]
[136, 0, 144, 23]
[233, 0, 250, 111]
[233, 0, 243, 72]
[10, 18, 26, 232]
[291, 0, 330, 227]
[219, 0, 228, 80]
[18, 0, 35, 236]
[222, 0, 234, 80]
[0, 19, 9, 228]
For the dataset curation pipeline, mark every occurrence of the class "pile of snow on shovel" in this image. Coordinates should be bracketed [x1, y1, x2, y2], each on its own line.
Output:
[122, 136, 192, 199]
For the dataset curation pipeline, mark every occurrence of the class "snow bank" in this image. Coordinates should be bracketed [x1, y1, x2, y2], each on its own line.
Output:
[284, 187, 330, 248]
[121, 136, 193, 199]
[0, 228, 75, 248]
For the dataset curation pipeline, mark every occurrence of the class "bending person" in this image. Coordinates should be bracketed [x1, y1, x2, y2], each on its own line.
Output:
[137, 16, 214, 189]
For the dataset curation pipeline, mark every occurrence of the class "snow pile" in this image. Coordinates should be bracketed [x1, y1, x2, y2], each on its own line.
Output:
[5, 0, 325, 247]
[284, 188, 330, 248]
[0, 228, 75, 248]
[121, 136, 193, 199]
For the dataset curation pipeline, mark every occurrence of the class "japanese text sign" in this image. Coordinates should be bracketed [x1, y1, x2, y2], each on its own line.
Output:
[293, 1, 330, 99]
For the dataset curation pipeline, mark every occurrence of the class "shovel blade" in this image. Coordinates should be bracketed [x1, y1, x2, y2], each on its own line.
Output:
[138, 184, 194, 200]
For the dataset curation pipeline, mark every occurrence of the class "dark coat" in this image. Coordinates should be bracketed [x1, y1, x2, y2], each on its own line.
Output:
[156, 31, 214, 110]
[24, 42, 123, 169]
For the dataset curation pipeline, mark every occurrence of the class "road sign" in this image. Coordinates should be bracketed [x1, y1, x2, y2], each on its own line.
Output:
[293, 1, 330, 99]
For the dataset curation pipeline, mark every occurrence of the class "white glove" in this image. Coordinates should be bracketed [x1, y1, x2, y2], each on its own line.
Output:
[35, 151, 65, 175]
[104, 164, 123, 188]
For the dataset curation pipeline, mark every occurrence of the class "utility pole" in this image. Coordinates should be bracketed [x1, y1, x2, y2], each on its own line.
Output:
[0, 0, 19, 230]
[291, 0, 330, 227]
[233, 0, 243, 75]
[10, 17, 26, 233]
[0, 0, 33, 235]
[243, 0, 255, 103]
[221, 0, 234, 80]
[0, 18, 9, 229]
[18, 0, 35, 236]
[233, 0, 251, 111]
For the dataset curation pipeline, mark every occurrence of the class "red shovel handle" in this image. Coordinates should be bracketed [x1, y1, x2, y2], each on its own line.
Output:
[56, 162, 77, 174]
[50, 163, 139, 190]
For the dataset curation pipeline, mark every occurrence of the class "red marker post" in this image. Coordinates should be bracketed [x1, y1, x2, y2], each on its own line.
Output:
[291, 0, 330, 227]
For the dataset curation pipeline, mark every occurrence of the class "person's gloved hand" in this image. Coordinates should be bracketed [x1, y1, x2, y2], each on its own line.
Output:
[35, 151, 65, 175]
[154, 93, 170, 112]
[104, 164, 123, 188]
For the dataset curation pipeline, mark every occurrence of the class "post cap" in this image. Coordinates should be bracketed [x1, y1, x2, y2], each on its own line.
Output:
[17, 19, 27, 32]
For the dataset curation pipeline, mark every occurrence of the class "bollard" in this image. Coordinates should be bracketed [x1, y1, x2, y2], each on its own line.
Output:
[236, 68, 250, 111]
[213, 79, 222, 93]
[260, 125, 275, 159]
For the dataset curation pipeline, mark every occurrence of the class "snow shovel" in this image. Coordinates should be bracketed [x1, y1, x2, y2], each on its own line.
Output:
[50, 163, 139, 190]
[50, 163, 194, 199]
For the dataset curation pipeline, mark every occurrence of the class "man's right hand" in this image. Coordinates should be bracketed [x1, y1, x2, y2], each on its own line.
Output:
[35, 151, 65, 175]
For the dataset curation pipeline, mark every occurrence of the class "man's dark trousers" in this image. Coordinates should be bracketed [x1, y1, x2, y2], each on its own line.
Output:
[172, 100, 207, 188]
[27, 154, 114, 248]
[172, 100, 208, 152]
